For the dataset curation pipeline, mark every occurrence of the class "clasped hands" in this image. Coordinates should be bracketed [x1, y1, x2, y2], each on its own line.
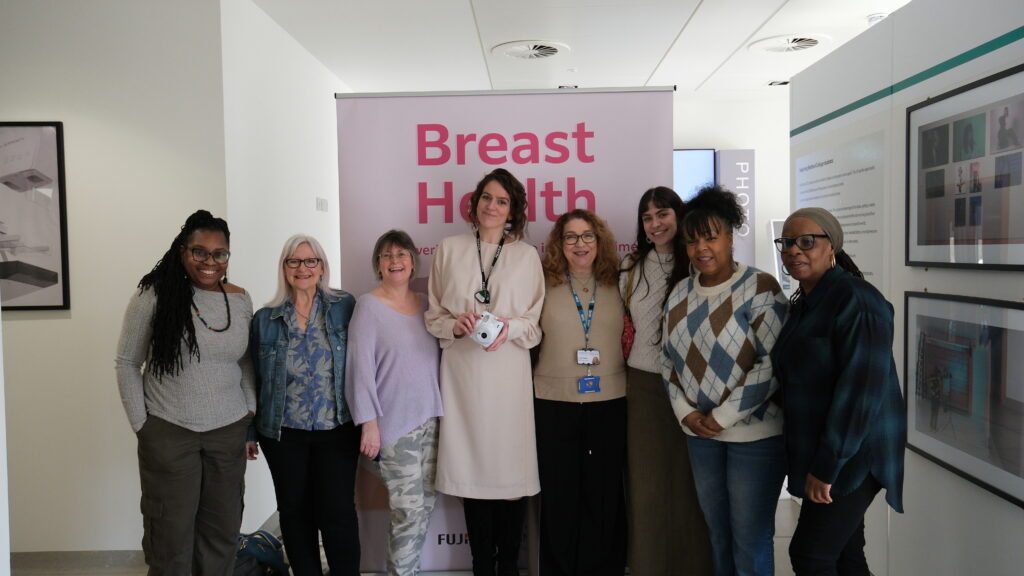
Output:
[681, 411, 725, 438]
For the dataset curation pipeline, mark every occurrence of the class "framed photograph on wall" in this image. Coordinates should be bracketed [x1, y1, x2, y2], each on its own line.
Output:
[905, 291, 1024, 508]
[906, 63, 1024, 270]
[0, 122, 70, 310]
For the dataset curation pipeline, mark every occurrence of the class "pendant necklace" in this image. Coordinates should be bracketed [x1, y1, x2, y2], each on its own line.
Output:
[655, 250, 673, 277]
[570, 272, 593, 293]
[475, 230, 505, 305]
[192, 282, 232, 332]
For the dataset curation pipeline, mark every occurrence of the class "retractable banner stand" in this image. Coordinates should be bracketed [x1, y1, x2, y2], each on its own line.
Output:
[336, 88, 673, 572]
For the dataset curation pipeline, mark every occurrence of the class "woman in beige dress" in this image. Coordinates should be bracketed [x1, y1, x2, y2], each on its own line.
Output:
[425, 167, 544, 576]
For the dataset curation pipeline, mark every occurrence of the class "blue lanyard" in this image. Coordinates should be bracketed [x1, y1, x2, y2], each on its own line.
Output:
[566, 272, 596, 347]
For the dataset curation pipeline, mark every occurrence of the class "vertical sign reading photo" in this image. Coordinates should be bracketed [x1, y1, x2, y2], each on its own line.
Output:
[716, 149, 756, 265]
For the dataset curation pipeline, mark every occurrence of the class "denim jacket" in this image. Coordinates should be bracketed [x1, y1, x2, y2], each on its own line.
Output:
[250, 289, 356, 440]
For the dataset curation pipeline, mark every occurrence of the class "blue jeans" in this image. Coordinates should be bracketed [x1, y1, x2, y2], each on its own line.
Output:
[687, 434, 786, 576]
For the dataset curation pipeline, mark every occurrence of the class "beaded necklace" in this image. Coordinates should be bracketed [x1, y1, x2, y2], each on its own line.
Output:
[192, 282, 231, 332]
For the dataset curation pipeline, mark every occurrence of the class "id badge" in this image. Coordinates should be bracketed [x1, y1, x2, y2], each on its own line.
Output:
[576, 348, 601, 365]
[578, 375, 601, 394]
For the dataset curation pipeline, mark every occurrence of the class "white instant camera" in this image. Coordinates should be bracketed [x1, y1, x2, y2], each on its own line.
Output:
[470, 311, 505, 348]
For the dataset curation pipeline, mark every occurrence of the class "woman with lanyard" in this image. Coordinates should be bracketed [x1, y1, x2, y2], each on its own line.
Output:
[533, 209, 627, 575]
[425, 168, 545, 576]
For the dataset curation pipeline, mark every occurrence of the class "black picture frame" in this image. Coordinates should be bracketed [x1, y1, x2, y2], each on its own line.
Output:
[905, 62, 1024, 270]
[904, 291, 1024, 509]
[0, 121, 70, 310]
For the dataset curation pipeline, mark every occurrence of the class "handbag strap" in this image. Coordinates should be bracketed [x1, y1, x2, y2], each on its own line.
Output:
[624, 259, 638, 312]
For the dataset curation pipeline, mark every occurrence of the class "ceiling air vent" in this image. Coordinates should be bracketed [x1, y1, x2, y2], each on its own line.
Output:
[748, 34, 830, 54]
[491, 40, 570, 60]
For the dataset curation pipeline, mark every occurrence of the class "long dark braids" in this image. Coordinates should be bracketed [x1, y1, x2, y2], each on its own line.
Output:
[138, 210, 230, 378]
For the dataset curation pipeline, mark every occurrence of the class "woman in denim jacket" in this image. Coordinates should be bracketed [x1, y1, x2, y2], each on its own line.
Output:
[250, 234, 359, 576]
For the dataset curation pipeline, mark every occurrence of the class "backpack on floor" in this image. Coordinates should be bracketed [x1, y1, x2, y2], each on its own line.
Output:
[234, 530, 288, 576]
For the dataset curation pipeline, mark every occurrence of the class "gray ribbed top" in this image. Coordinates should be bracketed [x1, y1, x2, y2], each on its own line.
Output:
[115, 286, 256, 432]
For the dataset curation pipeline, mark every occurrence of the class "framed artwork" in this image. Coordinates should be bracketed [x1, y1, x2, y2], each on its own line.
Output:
[0, 122, 69, 310]
[906, 63, 1024, 270]
[905, 291, 1024, 508]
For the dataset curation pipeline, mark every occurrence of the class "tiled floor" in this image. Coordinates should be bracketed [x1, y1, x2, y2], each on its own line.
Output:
[11, 499, 802, 575]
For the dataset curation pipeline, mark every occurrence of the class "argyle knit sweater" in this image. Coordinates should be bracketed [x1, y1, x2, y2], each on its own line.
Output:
[661, 264, 788, 442]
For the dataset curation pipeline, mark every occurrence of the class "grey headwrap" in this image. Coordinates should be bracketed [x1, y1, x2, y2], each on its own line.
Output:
[784, 207, 843, 253]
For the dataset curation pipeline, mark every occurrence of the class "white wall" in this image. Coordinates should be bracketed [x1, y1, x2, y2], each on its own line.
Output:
[791, 1, 1024, 574]
[674, 94, 791, 274]
[0, 0, 228, 551]
[0, 309, 10, 572]
[0, 0, 357, 552]
[219, 0, 352, 531]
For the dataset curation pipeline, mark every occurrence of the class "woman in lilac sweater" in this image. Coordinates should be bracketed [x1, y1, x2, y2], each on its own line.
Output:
[345, 229, 444, 576]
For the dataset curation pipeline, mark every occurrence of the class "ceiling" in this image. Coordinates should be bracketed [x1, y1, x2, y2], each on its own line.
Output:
[252, 0, 911, 100]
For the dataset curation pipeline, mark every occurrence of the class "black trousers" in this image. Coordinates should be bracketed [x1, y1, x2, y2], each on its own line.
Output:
[535, 397, 627, 576]
[463, 497, 528, 576]
[789, 475, 882, 576]
[136, 415, 249, 576]
[258, 424, 361, 576]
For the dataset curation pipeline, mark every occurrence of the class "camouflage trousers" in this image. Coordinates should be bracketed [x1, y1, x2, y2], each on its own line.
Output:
[379, 417, 440, 576]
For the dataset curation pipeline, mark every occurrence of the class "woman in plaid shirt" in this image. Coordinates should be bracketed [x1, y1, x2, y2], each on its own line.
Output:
[771, 207, 906, 576]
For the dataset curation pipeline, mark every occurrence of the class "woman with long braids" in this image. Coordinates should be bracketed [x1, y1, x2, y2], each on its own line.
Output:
[115, 210, 256, 575]
[619, 186, 712, 575]
[772, 208, 905, 575]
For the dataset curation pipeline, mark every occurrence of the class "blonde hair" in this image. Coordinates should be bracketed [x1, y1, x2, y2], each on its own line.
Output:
[266, 235, 342, 307]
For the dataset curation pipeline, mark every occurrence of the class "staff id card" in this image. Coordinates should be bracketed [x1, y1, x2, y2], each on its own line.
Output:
[577, 348, 601, 366]
[578, 375, 601, 394]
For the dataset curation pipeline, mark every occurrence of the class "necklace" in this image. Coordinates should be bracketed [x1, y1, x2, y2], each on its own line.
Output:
[192, 282, 231, 332]
[654, 250, 673, 277]
[570, 272, 594, 293]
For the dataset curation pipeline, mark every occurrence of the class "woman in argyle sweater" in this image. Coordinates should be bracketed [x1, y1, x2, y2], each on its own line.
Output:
[661, 185, 789, 576]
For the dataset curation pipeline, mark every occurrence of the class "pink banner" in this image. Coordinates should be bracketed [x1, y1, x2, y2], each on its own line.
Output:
[337, 89, 674, 297]
[337, 88, 673, 571]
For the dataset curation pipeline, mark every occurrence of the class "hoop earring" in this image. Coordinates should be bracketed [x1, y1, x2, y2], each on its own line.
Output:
[830, 254, 837, 269]
[781, 264, 790, 276]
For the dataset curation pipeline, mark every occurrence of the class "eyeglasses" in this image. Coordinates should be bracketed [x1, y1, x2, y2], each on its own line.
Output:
[773, 234, 830, 252]
[563, 232, 597, 245]
[284, 257, 321, 269]
[190, 247, 230, 264]
[379, 250, 412, 262]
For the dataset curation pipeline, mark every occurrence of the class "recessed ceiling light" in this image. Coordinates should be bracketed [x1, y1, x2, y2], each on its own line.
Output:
[491, 40, 570, 60]
[748, 34, 831, 54]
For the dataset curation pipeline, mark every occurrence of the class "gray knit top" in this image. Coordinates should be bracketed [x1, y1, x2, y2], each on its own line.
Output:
[115, 286, 256, 433]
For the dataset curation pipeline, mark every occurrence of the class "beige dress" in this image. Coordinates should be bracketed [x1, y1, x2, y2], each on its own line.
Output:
[425, 233, 544, 499]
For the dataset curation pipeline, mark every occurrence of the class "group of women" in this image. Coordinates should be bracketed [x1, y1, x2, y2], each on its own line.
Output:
[115, 167, 906, 576]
